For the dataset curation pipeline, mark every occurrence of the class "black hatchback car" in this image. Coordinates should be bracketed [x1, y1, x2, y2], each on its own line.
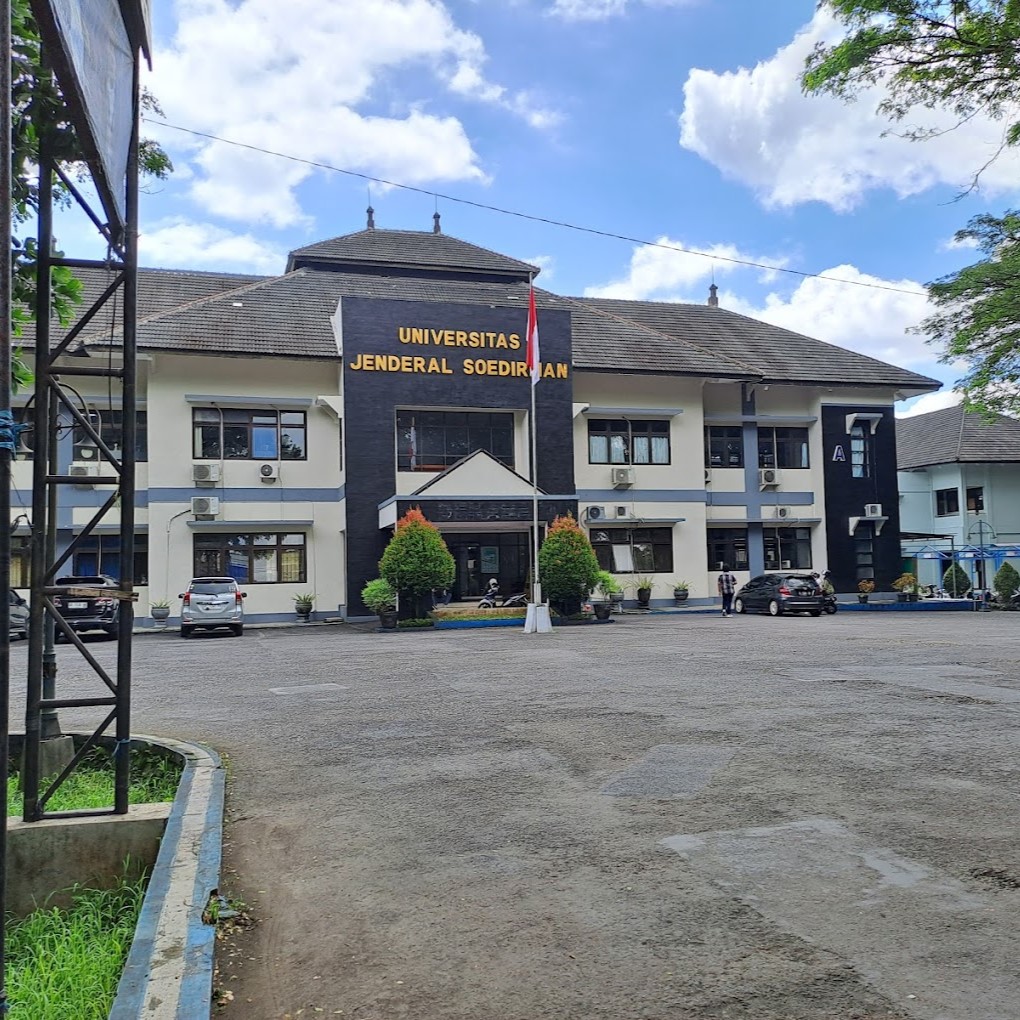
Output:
[733, 573, 823, 617]
[53, 575, 122, 639]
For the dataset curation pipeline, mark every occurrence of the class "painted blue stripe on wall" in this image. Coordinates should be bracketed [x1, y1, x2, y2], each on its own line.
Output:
[710, 491, 815, 507]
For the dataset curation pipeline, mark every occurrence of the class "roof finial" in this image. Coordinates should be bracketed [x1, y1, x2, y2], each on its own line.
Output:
[433, 211, 441, 234]
[708, 283, 719, 308]
[366, 205, 375, 229]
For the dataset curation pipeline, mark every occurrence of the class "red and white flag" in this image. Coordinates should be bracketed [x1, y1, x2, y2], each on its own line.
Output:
[526, 283, 541, 385]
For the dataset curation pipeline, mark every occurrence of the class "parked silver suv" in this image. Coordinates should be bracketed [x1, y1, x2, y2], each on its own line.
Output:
[179, 577, 246, 638]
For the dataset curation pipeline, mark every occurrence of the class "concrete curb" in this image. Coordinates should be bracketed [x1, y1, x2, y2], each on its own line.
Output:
[110, 736, 224, 1020]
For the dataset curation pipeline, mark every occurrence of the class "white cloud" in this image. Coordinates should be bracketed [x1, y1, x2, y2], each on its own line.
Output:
[679, 9, 1020, 211]
[723, 264, 935, 369]
[583, 236, 787, 300]
[939, 234, 981, 253]
[139, 219, 283, 273]
[896, 390, 961, 418]
[150, 0, 558, 228]
[525, 254, 556, 280]
[550, 0, 692, 20]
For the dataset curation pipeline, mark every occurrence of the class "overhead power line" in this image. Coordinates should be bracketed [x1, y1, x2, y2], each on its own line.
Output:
[144, 117, 926, 298]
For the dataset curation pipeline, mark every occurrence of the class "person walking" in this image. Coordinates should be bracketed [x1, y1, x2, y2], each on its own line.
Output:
[717, 563, 737, 617]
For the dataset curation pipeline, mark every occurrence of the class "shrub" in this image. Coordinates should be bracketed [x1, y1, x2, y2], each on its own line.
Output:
[379, 507, 455, 617]
[538, 514, 600, 614]
[593, 569, 621, 598]
[857, 579, 875, 594]
[942, 562, 971, 598]
[993, 561, 1020, 604]
[361, 577, 396, 614]
[397, 617, 435, 629]
[891, 572, 917, 593]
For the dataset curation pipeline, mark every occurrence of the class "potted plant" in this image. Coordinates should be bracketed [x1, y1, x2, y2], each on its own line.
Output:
[150, 598, 171, 625]
[857, 578, 875, 604]
[293, 592, 316, 621]
[891, 572, 918, 602]
[362, 578, 398, 630]
[537, 514, 601, 616]
[672, 580, 690, 606]
[379, 508, 456, 618]
[634, 575, 655, 609]
[592, 570, 619, 621]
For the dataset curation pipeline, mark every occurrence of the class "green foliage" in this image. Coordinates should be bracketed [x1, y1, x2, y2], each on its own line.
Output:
[397, 617, 435, 628]
[361, 577, 397, 614]
[379, 507, 455, 610]
[538, 514, 600, 610]
[993, 560, 1020, 601]
[433, 607, 528, 621]
[943, 561, 971, 597]
[915, 211, 1020, 415]
[634, 575, 655, 592]
[593, 569, 622, 597]
[292, 592, 316, 608]
[672, 579, 691, 591]
[6, 874, 147, 1018]
[804, 2, 1020, 157]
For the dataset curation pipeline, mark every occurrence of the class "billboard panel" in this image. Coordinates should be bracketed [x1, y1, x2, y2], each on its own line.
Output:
[31, 0, 138, 232]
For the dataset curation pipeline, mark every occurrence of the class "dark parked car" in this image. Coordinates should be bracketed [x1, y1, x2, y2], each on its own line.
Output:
[733, 573, 823, 617]
[8, 589, 28, 640]
[53, 575, 123, 639]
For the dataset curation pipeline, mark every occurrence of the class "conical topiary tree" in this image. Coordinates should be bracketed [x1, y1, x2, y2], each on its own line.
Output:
[538, 513, 601, 615]
[943, 561, 971, 598]
[379, 507, 456, 617]
[993, 561, 1020, 605]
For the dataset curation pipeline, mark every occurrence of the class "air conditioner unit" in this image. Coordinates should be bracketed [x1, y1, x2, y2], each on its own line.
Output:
[781, 560, 792, 569]
[774, 506, 792, 520]
[191, 496, 220, 517]
[759, 468, 779, 489]
[614, 505, 633, 520]
[586, 505, 607, 522]
[69, 462, 100, 478]
[192, 463, 221, 484]
[864, 503, 883, 518]
[259, 462, 278, 483]
[611, 466, 635, 488]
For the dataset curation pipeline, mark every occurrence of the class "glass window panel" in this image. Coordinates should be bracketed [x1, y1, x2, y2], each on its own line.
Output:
[193, 408, 218, 422]
[589, 435, 608, 463]
[221, 409, 248, 422]
[281, 534, 305, 545]
[595, 546, 613, 571]
[632, 543, 655, 572]
[420, 412, 443, 427]
[632, 436, 650, 464]
[252, 426, 278, 459]
[281, 427, 305, 460]
[251, 549, 278, 583]
[490, 429, 513, 457]
[609, 435, 628, 464]
[251, 413, 276, 424]
[468, 426, 490, 451]
[651, 436, 669, 464]
[612, 544, 635, 572]
[252, 534, 275, 545]
[280, 412, 304, 425]
[448, 427, 470, 457]
[279, 548, 303, 583]
[222, 426, 250, 459]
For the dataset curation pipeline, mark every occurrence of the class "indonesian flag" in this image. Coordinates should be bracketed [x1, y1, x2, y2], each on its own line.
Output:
[526, 283, 540, 385]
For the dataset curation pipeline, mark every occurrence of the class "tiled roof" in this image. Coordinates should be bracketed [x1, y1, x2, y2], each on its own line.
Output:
[897, 405, 1020, 468]
[17, 267, 266, 347]
[288, 229, 539, 279]
[581, 297, 939, 391]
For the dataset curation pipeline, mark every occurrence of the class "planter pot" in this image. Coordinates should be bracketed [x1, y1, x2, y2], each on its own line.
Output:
[378, 610, 398, 630]
[896, 592, 908, 603]
[858, 594, 869, 604]
[636, 587, 651, 608]
[593, 602, 611, 621]
[150, 606, 170, 622]
[673, 590, 689, 606]
[608, 592, 624, 615]
[295, 608, 312, 622]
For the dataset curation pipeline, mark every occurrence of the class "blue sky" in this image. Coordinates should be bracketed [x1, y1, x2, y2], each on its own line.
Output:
[62, 0, 1020, 414]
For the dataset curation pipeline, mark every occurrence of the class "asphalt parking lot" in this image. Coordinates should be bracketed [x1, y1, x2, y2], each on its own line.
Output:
[11, 611, 1020, 1020]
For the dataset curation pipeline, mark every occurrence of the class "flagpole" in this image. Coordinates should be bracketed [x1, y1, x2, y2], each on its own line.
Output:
[531, 356, 541, 606]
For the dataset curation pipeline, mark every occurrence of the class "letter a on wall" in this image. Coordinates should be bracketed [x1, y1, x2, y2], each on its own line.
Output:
[832, 445, 846, 462]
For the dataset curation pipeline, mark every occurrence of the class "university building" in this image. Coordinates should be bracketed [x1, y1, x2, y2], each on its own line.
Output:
[14, 216, 939, 620]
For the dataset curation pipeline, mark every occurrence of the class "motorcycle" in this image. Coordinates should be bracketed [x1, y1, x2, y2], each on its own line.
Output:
[822, 591, 838, 615]
[478, 585, 528, 609]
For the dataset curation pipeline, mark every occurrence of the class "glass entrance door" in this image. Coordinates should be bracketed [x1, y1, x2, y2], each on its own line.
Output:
[456, 544, 482, 599]
[447, 533, 530, 600]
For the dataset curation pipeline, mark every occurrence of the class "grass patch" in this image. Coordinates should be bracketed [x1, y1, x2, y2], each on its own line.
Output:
[7, 748, 181, 815]
[433, 607, 528, 621]
[6, 875, 146, 1018]
[397, 617, 435, 628]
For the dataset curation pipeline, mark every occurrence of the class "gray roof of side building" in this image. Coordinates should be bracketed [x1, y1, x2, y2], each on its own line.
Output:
[287, 228, 540, 279]
[896, 404, 1020, 469]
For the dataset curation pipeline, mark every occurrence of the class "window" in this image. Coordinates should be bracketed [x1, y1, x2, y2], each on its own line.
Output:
[10, 536, 31, 588]
[74, 410, 148, 463]
[590, 527, 673, 573]
[966, 486, 984, 512]
[849, 424, 872, 479]
[193, 533, 306, 584]
[935, 487, 960, 516]
[193, 408, 307, 461]
[758, 427, 809, 469]
[396, 410, 514, 471]
[706, 528, 749, 571]
[72, 535, 149, 584]
[588, 419, 670, 465]
[854, 523, 874, 581]
[764, 527, 812, 570]
[705, 426, 744, 468]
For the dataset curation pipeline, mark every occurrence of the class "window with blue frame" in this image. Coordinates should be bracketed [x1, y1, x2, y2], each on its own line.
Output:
[193, 408, 307, 460]
[193, 533, 306, 583]
[72, 535, 149, 584]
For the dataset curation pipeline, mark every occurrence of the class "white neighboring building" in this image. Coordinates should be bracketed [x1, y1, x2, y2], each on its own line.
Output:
[898, 405, 1020, 589]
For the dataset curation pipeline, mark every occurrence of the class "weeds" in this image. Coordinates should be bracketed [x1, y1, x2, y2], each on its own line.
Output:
[6, 875, 147, 1018]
